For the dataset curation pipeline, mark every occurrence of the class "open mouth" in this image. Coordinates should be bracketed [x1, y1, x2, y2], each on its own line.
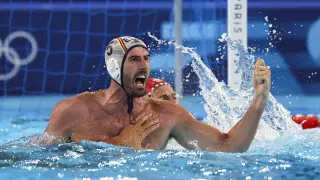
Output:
[134, 75, 146, 89]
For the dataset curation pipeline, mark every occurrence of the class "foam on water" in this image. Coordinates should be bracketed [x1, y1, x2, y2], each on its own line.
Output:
[147, 32, 297, 149]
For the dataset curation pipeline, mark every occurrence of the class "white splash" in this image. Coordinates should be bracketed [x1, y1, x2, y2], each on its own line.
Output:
[147, 32, 296, 150]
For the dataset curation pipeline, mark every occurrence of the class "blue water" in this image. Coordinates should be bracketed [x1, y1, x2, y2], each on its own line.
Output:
[0, 114, 319, 180]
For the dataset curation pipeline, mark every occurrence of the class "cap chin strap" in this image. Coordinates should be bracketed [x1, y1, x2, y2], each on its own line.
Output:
[126, 93, 135, 124]
[113, 80, 135, 124]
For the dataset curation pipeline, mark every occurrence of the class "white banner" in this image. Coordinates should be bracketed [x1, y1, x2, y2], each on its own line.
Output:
[227, 0, 247, 89]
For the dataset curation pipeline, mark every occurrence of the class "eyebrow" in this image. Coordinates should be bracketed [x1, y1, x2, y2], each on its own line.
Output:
[128, 54, 150, 58]
[128, 55, 140, 59]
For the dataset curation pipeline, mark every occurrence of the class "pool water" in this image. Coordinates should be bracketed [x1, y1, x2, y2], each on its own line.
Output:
[0, 114, 319, 180]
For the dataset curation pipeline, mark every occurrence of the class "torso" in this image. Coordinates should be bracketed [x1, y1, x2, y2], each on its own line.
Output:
[69, 91, 175, 150]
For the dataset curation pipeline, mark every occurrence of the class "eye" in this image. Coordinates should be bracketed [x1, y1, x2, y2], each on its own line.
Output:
[172, 93, 177, 99]
[130, 58, 137, 61]
[160, 95, 170, 100]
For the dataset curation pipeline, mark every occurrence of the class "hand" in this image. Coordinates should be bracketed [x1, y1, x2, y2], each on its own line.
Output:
[252, 58, 271, 99]
[113, 112, 160, 149]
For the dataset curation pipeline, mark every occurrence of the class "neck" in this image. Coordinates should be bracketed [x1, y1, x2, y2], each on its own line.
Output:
[103, 80, 140, 114]
[104, 80, 128, 104]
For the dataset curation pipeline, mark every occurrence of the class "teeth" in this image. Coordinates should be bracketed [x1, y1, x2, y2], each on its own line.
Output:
[137, 75, 146, 78]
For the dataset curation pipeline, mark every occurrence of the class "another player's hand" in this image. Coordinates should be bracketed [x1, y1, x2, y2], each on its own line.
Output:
[252, 58, 271, 99]
[113, 112, 160, 150]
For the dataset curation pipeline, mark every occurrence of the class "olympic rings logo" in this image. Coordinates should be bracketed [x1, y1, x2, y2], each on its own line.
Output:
[0, 31, 38, 81]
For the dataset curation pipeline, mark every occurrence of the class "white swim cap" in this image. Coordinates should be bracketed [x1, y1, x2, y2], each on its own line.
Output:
[105, 36, 147, 86]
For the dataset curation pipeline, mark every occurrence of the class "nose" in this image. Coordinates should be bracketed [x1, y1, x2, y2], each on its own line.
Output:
[138, 58, 149, 70]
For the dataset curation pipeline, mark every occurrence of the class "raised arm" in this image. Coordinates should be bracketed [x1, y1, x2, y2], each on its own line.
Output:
[171, 58, 270, 152]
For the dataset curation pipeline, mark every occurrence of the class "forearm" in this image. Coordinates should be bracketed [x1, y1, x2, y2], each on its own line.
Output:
[226, 94, 268, 152]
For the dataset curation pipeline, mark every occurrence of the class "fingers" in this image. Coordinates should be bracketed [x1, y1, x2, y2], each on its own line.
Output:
[137, 113, 153, 126]
[255, 57, 265, 66]
[254, 58, 271, 77]
[133, 112, 151, 125]
[142, 117, 159, 129]
[256, 71, 271, 84]
[255, 65, 268, 71]
[142, 123, 160, 139]
[253, 61, 271, 87]
[256, 76, 266, 84]
[132, 112, 146, 124]
[254, 66, 270, 76]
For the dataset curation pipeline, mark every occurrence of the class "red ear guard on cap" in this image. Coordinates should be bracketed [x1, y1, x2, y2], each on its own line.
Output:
[146, 78, 169, 97]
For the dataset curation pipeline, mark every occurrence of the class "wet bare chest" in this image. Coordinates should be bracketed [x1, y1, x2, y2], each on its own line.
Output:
[72, 110, 174, 150]
[72, 110, 128, 142]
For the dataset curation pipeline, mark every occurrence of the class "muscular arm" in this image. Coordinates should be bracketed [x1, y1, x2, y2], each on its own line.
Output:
[170, 95, 268, 152]
[37, 99, 86, 146]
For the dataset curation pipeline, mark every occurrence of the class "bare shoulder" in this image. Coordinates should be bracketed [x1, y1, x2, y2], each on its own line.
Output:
[53, 92, 90, 116]
[148, 98, 198, 125]
[46, 92, 91, 130]
[147, 98, 187, 116]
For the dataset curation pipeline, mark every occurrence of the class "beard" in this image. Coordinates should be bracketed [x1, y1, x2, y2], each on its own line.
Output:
[122, 73, 147, 97]
[131, 89, 146, 97]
